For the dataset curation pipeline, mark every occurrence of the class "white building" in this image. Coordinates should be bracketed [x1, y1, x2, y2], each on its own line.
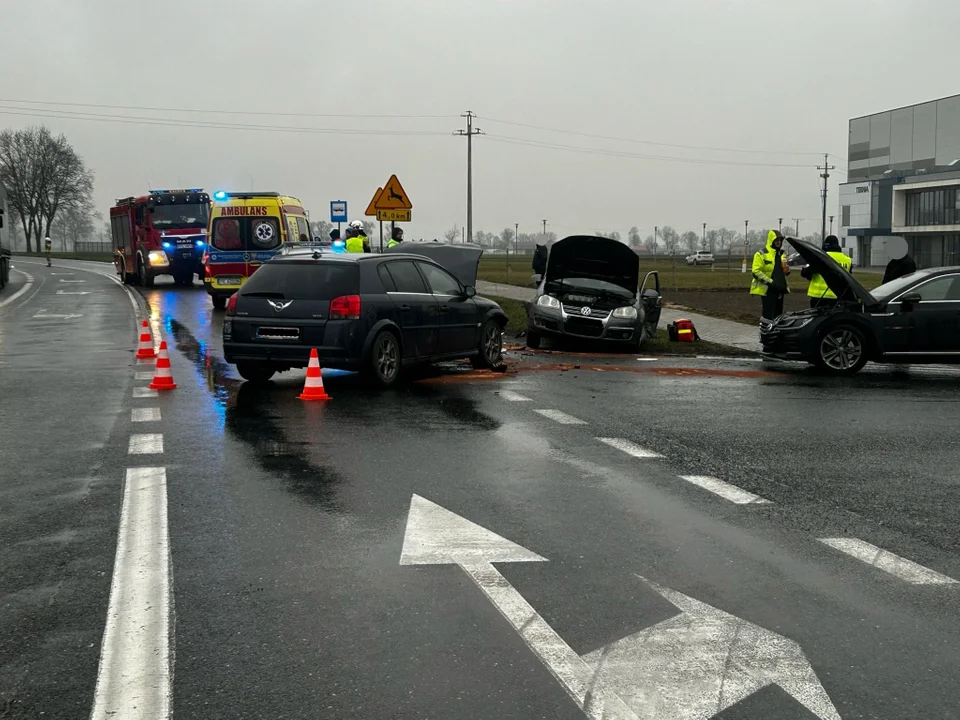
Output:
[838, 94, 960, 268]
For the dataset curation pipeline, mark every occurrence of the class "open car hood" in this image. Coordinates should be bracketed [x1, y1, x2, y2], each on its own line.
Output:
[384, 242, 483, 287]
[546, 235, 639, 295]
[787, 238, 875, 305]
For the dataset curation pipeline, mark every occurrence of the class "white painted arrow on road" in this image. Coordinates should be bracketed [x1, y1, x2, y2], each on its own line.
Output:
[401, 495, 842, 720]
[400, 494, 639, 720]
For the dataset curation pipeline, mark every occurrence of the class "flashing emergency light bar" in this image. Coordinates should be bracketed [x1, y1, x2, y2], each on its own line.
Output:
[211, 190, 282, 201]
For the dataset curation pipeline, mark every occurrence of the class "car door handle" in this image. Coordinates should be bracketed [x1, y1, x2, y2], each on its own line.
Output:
[439, 304, 450, 313]
[400, 304, 411, 311]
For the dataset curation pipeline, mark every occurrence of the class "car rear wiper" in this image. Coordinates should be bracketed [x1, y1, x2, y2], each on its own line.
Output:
[242, 291, 285, 298]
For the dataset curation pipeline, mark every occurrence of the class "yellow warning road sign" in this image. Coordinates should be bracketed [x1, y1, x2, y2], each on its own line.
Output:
[375, 175, 412, 210]
[364, 188, 383, 216]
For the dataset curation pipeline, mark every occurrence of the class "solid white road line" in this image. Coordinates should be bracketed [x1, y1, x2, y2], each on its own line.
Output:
[0, 269, 35, 308]
[128, 433, 163, 455]
[133, 387, 158, 398]
[534, 409, 587, 425]
[135, 371, 153, 380]
[678, 475, 771, 505]
[497, 390, 532, 402]
[90, 467, 171, 720]
[131, 408, 161, 423]
[597, 437, 663, 459]
[819, 538, 959, 585]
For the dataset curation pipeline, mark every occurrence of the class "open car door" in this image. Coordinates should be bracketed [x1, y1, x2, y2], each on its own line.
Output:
[640, 270, 662, 338]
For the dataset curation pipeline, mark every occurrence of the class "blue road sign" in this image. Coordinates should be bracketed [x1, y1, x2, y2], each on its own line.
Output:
[330, 201, 348, 223]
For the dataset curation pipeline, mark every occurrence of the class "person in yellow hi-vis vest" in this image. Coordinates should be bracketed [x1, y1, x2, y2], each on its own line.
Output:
[802, 235, 852, 308]
[345, 221, 370, 253]
[749, 230, 790, 329]
[44, 236, 52, 267]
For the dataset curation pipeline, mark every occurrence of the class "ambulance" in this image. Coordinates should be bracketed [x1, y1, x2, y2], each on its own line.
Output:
[203, 191, 311, 309]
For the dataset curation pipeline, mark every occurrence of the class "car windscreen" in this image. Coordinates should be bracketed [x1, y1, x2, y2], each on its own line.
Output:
[546, 276, 635, 299]
[238, 263, 359, 300]
[211, 216, 281, 251]
[870, 270, 934, 302]
[151, 203, 209, 229]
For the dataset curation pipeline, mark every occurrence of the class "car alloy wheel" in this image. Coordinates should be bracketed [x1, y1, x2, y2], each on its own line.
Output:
[819, 327, 865, 373]
[373, 331, 400, 386]
[481, 321, 502, 365]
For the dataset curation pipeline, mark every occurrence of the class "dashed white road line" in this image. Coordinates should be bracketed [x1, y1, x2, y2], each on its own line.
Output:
[135, 371, 154, 380]
[678, 475, 771, 505]
[819, 538, 959, 585]
[128, 433, 163, 454]
[90, 467, 171, 720]
[533, 409, 587, 425]
[497, 390, 532, 402]
[597, 437, 663, 459]
[132, 408, 161, 423]
[133, 387, 158, 398]
[58, 279, 86, 283]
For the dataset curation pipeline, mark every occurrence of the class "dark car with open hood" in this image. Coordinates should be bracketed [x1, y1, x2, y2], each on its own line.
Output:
[222, 243, 507, 387]
[526, 235, 662, 350]
[761, 238, 960, 375]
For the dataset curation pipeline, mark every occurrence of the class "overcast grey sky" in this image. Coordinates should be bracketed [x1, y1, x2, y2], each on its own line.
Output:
[3, 0, 959, 240]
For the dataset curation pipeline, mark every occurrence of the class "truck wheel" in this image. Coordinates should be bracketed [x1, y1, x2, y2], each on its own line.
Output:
[236, 362, 276, 384]
[138, 260, 154, 288]
[212, 295, 227, 310]
[0, 259, 7, 289]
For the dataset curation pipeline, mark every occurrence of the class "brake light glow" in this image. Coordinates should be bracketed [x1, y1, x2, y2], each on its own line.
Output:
[329, 294, 361, 320]
[225, 293, 238, 315]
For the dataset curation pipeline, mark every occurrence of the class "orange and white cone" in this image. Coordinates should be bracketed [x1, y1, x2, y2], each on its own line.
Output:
[299, 348, 330, 401]
[148, 341, 177, 390]
[135, 320, 157, 360]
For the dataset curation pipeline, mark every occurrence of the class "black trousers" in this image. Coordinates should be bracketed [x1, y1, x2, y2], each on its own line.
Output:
[761, 293, 784, 322]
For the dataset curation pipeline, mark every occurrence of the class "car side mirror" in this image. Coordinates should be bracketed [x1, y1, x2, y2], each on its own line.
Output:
[899, 292, 921, 309]
[464, 285, 477, 298]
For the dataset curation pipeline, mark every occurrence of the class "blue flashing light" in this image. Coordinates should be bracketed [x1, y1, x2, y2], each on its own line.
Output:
[196, 240, 205, 248]
[162, 241, 173, 249]
[213, 190, 228, 201]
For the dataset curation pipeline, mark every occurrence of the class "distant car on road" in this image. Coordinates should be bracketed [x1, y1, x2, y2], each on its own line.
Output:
[685, 251, 714, 266]
[526, 235, 662, 351]
[222, 243, 507, 387]
[762, 238, 960, 375]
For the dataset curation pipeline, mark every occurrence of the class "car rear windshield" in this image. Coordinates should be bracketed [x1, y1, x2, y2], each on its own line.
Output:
[239, 263, 359, 300]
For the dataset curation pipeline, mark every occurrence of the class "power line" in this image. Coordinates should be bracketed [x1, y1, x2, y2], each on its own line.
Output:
[0, 98, 453, 120]
[483, 134, 817, 169]
[481, 115, 828, 157]
[0, 105, 449, 137]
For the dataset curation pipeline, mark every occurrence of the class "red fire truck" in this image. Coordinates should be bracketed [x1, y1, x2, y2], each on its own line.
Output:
[110, 189, 211, 287]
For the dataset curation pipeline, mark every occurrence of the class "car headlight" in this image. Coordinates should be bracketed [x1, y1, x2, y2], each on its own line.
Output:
[537, 294, 560, 309]
[612, 306, 638, 319]
[776, 316, 813, 330]
[147, 250, 169, 266]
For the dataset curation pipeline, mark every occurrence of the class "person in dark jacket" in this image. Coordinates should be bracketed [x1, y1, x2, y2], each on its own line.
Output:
[882, 237, 917, 284]
[532, 242, 548, 276]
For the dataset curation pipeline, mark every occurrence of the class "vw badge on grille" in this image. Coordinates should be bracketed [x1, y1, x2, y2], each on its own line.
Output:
[267, 300, 293, 312]
[580, 306, 592, 316]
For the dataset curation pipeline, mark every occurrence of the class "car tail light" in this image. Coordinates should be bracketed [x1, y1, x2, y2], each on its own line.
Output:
[225, 293, 238, 316]
[329, 294, 361, 320]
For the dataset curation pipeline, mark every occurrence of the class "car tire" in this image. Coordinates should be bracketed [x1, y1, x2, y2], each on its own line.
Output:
[526, 330, 542, 350]
[236, 362, 275, 384]
[0, 259, 7, 289]
[173, 272, 192, 286]
[369, 330, 401, 387]
[211, 295, 227, 310]
[472, 319, 503, 369]
[814, 325, 869, 375]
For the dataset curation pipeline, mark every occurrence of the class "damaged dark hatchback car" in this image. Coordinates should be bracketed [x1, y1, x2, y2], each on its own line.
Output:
[526, 235, 662, 350]
[761, 238, 960, 375]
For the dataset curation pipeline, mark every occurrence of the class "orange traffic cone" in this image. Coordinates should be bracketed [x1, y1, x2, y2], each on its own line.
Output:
[148, 341, 177, 390]
[135, 320, 157, 359]
[299, 349, 330, 401]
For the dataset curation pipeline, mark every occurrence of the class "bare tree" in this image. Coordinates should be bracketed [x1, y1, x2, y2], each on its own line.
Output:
[628, 226, 641, 247]
[444, 224, 459, 243]
[659, 226, 679, 254]
[311, 219, 334, 239]
[0, 126, 94, 253]
[51, 204, 98, 250]
[680, 231, 699, 253]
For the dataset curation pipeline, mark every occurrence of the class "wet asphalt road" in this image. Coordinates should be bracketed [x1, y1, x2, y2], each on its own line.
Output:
[1, 259, 959, 719]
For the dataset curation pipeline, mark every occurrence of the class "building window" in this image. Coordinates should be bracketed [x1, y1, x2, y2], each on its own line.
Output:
[904, 187, 960, 227]
[841, 205, 851, 226]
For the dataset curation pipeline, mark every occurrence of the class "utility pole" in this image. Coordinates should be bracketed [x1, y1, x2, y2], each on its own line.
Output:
[792, 218, 802, 238]
[742, 220, 749, 273]
[653, 225, 658, 261]
[515, 223, 519, 256]
[818, 153, 836, 244]
[829, 215, 835, 235]
[542, 219, 547, 237]
[702, 222, 707, 250]
[778, 217, 783, 234]
[456, 111, 482, 245]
